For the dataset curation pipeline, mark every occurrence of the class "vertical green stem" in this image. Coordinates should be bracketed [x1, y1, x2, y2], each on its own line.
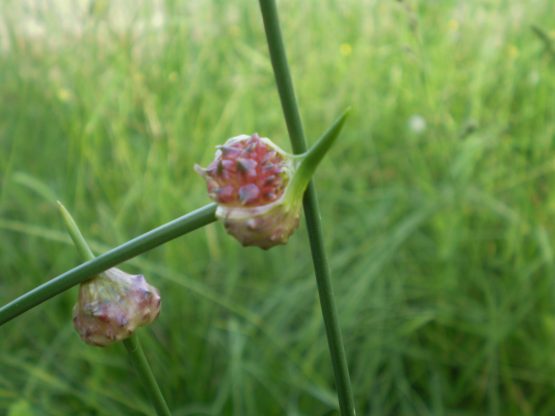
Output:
[57, 202, 172, 416]
[257, 1, 356, 415]
[124, 335, 172, 416]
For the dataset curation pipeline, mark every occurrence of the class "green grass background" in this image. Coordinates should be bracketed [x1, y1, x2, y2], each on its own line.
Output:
[1, 0, 555, 414]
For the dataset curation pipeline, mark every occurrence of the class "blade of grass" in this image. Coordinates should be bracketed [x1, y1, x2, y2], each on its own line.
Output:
[0, 203, 217, 326]
[531, 24, 555, 61]
[57, 201, 171, 416]
[257, 1, 356, 415]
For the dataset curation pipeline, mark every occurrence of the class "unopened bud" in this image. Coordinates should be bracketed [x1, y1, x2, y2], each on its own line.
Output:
[73, 268, 161, 347]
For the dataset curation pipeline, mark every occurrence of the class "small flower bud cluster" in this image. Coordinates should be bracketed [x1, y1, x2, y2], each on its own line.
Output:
[196, 112, 347, 250]
[196, 134, 299, 249]
[73, 268, 161, 347]
[196, 134, 292, 207]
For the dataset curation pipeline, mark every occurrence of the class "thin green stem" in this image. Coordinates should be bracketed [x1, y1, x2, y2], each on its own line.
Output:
[0, 203, 217, 326]
[57, 201, 95, 260]
[124, 336, 172, 416]
[258, 1, 356, 415]
[57, 202, 171, 416]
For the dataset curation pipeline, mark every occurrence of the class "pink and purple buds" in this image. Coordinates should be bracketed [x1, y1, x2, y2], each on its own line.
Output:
[57, 201, 162, 347]
[195, 134, 292, 207]
[195, 134, 298, 249]
[195, 112, 349, 249]
[73, 268, 161, 347]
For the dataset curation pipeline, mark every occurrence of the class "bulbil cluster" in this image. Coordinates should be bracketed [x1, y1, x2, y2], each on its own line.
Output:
[73, 268, 161, 347]
[196, 134, 300, 249]
[196, 134, 291, 207]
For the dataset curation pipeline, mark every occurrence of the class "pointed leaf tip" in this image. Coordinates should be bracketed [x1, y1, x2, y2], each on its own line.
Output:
[286, 109, 351, 199]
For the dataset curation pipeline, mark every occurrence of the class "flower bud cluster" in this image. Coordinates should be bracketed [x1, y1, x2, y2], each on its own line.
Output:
[196, 134, 300, 249]
[73, 268, 161, 347]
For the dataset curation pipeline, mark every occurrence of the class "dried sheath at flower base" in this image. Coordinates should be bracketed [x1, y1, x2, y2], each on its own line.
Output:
[73, 268, 161, 347]
[195, 111, 349, 249]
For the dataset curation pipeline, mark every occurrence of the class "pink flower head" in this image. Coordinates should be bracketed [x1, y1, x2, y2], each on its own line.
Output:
[195, 111, 349, 249]
[195, 134, 298, 249]
[197, 134, 292, 207]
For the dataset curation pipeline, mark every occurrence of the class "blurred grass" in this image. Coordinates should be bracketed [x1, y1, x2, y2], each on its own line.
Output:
[1, 0, 555, 414]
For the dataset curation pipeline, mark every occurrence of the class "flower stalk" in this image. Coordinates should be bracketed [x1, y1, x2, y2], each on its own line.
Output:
[258, 0, 357, 414]
[57, 202, 171, 416]
[0, 203, 217, 326]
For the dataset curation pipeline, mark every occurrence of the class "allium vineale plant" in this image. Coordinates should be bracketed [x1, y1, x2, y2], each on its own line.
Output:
[0, 1, 356, 415]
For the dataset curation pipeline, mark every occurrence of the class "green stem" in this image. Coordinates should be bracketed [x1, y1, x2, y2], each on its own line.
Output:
[124, 335, 172, 416]
[0, 203, 217, 326]
[57, 202, 171, 416]
[258, 1, 356, 415]
[57, 201, 96, 260]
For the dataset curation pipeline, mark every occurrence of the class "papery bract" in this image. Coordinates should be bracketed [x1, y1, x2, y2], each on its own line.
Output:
[73, 268, 161, 347]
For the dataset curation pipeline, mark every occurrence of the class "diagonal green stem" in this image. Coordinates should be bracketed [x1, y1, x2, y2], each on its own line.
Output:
[258, 1, 356, 415]
[57, 201, 96, 260]
[0, 203, 217, 326]
[58, 202, 171, 416]
[124, 335, 171, 416]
